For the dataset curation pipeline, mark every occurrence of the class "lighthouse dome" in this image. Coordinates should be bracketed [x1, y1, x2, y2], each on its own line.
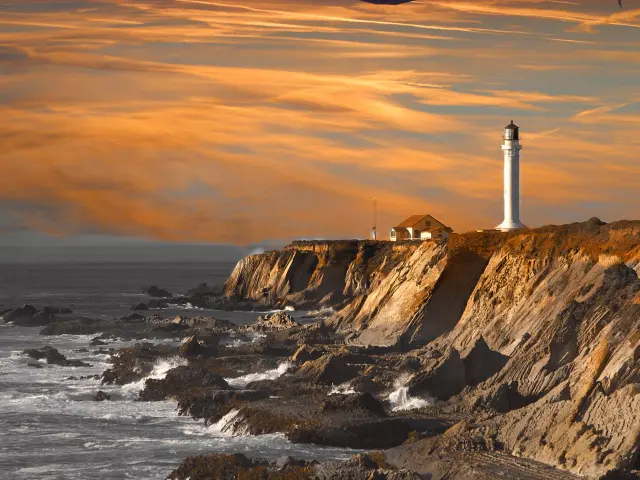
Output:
[504, 120, 519, 140]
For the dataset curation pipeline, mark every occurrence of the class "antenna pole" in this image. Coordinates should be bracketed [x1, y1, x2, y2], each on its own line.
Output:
[371, 197, 378, 240]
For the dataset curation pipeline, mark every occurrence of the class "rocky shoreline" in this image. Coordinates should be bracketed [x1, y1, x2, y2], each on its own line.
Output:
[1, 219, 639, 479]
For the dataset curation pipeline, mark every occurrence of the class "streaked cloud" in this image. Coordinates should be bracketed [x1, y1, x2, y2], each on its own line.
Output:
[0, 0, 638, 243]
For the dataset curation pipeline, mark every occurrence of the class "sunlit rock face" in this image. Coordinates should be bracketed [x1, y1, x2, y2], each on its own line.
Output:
[219, 219, 640, 476]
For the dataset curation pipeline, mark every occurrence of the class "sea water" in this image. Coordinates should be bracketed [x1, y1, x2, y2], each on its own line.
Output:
[0, 262, 353, 479]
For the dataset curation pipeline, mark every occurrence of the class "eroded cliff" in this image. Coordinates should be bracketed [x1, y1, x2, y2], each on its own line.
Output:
[211, 218, 640, 478]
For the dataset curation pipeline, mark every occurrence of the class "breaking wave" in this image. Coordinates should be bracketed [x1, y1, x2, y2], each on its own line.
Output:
[387, 375, 433, 412]
[225, 362, 290, 388]
[121, 357, 188, 397]
[328, 383, 357, 396]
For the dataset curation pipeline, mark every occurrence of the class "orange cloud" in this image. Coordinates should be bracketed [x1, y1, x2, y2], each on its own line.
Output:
[0, 0, 638, 243]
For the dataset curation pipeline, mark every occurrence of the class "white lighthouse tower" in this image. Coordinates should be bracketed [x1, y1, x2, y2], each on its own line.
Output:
[496, 121, 526, 232]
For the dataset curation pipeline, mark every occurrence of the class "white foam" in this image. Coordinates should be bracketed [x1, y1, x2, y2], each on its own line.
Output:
[120, 357, 188, 396]
[225, 362, 290, 388]
[284, 306, 295, 312]
[328, 383, 357, 396]
[208, 409, 246, 436]
[387, 374, 433, 412]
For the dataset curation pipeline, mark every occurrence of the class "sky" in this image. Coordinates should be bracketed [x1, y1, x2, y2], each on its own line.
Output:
[0, 0, 639, 247]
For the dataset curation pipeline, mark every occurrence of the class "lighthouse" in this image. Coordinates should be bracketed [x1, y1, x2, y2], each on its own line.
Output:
[496, 121, 526, 232]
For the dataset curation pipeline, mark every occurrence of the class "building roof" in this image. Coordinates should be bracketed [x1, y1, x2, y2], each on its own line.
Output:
[394, 214, 429, 229]
[505, 120, 519, 129]
[392, 214, 452, 231]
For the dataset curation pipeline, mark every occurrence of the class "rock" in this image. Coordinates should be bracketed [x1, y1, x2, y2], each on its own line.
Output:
[27, 362, 44, 369]
[94, 391, 111, 401]
[167, 453, 312, 480]
[2, 305, 74, 326]
[251, 311, 300, 331]
[178, 334, 215, 358]
[90, 337, 107, 346]
[101, 345, 174, 386]
[130, 303, 149, 311]
[292, 344, 323, 363]
[288, 418, 416, 449]
[461, 336, 509, 386]
[322, 393, 387, 417]
[408, 348, 466, 400]
[23, 346, 91, 367]
[39, 317, 102, 336]
[139, 366, 229, 401]
[2, 305, 41, 326]
[143, 286, 172, 298]
[297, 354, 359, 385]
[177, 389, 270, 423]
[121, 313, 145, 321]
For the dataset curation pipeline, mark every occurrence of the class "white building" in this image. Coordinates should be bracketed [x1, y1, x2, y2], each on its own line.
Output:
[496, 121, 527, 232]
[390, 214, 452, 241]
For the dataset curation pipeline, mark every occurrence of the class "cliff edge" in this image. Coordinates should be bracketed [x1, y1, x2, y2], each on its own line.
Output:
[205, 218, 640, 478]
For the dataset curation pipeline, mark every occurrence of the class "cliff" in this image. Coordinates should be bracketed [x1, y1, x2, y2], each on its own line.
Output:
[213, 218, 640, 477]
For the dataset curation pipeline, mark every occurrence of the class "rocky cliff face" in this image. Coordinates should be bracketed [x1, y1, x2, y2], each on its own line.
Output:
[220, 240, 420, 310]
[214, 219, 640, 477]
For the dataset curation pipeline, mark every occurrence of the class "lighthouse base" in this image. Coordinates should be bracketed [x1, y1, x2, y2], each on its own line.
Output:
[496, 221, 527, 232]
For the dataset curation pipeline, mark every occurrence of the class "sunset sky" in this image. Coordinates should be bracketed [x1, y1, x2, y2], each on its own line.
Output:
[1, 0, 639, 246]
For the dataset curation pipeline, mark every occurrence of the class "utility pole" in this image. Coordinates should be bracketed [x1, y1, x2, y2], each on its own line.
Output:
[371, 197, 378, 240]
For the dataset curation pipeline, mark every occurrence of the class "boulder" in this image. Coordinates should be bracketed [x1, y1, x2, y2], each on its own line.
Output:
[2, 305, 39, 326]
[131, 303, 149, 311]
[39, 317, 102, 336]
[23, 346, 91, 367]
[461, 336, 509, 386]
[321, 392, 387, 417]
[90, 337, 107, 346]
[178, 334, 215, 358]
[297, 354, 359, 385]
[408, 348, 466, 401]
[177, 389, 270, 423]
[292, 344, 323, 363]
[251, 311, 300, 332]
[143, 286, 172, 298]
[139, 366, 229, 401]
[94, 391, 111, 402]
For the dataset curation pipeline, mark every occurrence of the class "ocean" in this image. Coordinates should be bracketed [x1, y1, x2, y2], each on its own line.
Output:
[0, 261, 353, 479]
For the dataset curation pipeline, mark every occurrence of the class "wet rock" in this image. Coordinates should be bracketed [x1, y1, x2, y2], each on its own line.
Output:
[2, 305, 48, 326]
[167, 453, 312, 480]
[291, 344, 323, 363]
[27, 362, 44, 369]
[130, 303, 149, 311]
[178, 334, 216, 358]
[90, 337, 107, 346]
[288, 418, 416, 449]
[297, 353, 359, 385]
[23, 346, 91, 367]
[121, 313, 145, 322]
[39, 317, 102, 336]
[322, 392, 387, 417]
[177, 389, 269, 424]
[139, 366, 229, 401]
[101, 345, 174, 385]
[250, 311, 300, 332]
[142, 286, 172, 298]
[94, 391, 111, 402]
